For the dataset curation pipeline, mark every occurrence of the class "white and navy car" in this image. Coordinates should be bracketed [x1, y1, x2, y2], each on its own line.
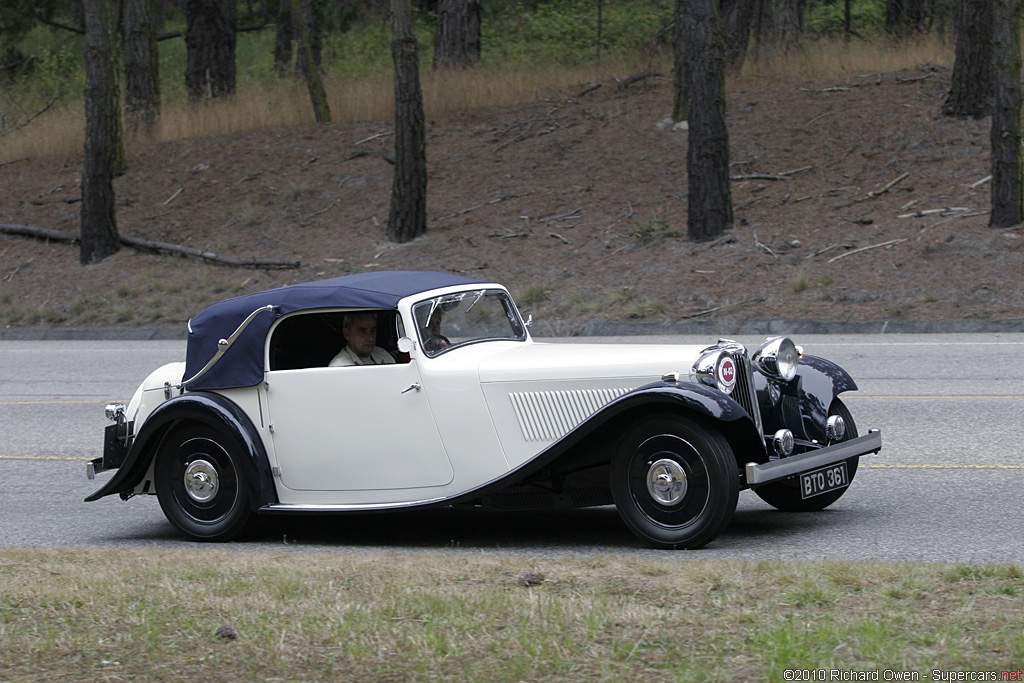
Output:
[87, 271, 881, 549]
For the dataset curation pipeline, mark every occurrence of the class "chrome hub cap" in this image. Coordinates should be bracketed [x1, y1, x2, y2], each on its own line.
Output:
[646, 458, 688, 506]
[184, 459, 219, 503]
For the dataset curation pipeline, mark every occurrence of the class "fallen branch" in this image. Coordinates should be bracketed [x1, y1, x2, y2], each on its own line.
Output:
[732, 173, 791, 181]
[753, 232, 777, 258]
[548, 232, 571, 245]
[970, 175, 992, 189]
[0, 223, 300, 269]
[613, 69, 664, 91]
[675, 297, 763, 321]
[493, 126, 557, 153]
[897, 207, 971, 219]
[433, 192, 535, 222]
[867, 172, 909, 198]
[827, 238, 908, 263]
[896, 73, 935, 84]
[538, 208, 581, 223]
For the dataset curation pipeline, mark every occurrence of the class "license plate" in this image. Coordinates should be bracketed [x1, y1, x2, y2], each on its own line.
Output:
[799, 462, 849, 499]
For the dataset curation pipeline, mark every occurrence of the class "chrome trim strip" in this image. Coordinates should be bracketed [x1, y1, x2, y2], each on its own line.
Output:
[744, 430, 882, 486]
[180, 304, 276, 390]
[260, 497, 448, 513]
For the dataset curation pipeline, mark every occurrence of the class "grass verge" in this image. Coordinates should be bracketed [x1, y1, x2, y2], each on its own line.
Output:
[2, 549, 1022, 681]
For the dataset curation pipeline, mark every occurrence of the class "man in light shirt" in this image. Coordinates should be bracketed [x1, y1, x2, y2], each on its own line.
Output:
[329, 312, 396, 366]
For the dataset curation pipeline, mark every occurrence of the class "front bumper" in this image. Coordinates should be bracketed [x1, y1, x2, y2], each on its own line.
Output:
[744, 429, 881, 487]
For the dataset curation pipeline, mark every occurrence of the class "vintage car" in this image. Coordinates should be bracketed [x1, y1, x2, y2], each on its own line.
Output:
[86, 271, 881, 549]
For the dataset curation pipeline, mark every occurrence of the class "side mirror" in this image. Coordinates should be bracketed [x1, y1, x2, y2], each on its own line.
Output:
[397, 336, 415, 353]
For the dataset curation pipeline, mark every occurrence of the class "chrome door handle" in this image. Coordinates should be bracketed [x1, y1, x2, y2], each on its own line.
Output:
[402, 383, 421, 394]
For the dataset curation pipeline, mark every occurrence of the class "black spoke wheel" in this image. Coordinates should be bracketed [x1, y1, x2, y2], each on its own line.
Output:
[753, 398, 859, 512]
[611, 415, 739, 549]
[155, 422, 251, 541]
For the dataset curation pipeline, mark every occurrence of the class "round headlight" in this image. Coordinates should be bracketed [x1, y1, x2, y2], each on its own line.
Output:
[752, 336, 799, 382]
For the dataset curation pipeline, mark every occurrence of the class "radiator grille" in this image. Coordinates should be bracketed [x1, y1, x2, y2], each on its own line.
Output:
[731, 353, 764, 437]
[510, 387, 631, 442]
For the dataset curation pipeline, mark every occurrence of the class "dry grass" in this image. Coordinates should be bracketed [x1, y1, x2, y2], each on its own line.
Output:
[1, 549, 1022, 681]
[0, 37, 955, 166]
[736, 35, 952, 83]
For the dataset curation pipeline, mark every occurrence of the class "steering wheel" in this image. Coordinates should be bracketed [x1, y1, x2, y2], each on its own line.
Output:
[423, 335, 451, 353]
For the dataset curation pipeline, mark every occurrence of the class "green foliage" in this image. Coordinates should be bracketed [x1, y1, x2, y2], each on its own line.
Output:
[804, 0, 886, 38]
[484, 0, 673, 66]
[626, 220, 679, 241]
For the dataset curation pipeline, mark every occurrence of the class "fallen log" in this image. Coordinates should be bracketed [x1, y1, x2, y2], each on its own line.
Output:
[0, 223, 300, 269]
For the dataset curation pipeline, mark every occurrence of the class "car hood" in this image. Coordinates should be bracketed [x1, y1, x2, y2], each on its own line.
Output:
[477, 341, 710, 384]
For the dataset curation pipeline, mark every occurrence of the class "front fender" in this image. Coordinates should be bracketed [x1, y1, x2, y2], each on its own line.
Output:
[509, 381, 767, 479]
[759, 355, 858, 442]
[85, 392, 277, 510]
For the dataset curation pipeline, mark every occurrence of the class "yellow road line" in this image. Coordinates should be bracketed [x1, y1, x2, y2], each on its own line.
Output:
[0, 400, 119, 405]
[3, 456, 1022, 469]
[847, 395, 1024, 399]
[0, 455, 93, 461]
[863, 464, 1024, 470]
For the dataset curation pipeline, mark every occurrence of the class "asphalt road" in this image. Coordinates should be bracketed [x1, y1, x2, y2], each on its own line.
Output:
[1, 333, 1022, 563]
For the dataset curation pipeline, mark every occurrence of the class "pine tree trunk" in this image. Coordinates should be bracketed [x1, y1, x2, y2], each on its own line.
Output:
[292, 0, 331, 123]
[273, 0, 294, 75]
[434, 0, 481, 69]
[943, 0, 994, 118]
[123, 0, 160, 132]
[885, 0, 928, 36]
[185, 0, 237, 100]
[81, 0, 121, 264]
[989, 0, 1023, 228]
[387, 0, 428, 243]
[685, 0, 732, 242]
[672, 0, 687, 121]
[753, 0, 804, 56]
[720, 0, 755, 70]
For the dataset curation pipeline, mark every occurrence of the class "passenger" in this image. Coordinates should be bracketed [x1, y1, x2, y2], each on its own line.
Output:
[329, 312, 396, 366]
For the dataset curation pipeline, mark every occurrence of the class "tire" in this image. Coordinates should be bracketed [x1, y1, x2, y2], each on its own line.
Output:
[611, 415, 739, 549]
[154, 422, 252, 542]
[753, 398, 859, 512]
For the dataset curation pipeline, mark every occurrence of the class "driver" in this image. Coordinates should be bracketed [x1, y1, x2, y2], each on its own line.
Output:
[329, 312, 396, 366]
[421, 309, 449, 353]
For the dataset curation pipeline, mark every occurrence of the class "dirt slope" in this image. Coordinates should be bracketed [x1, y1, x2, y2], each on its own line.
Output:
[1, 63, 1022, 336]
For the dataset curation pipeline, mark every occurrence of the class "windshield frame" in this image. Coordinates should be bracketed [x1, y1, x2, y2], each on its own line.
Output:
[411, 288, 528, 357]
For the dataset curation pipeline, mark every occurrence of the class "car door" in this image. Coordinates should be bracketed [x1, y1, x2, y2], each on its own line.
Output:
[264, 362, 454, 492]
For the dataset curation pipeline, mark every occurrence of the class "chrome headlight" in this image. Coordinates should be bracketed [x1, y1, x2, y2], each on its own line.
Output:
[752, 336, 799, 382]
[690, 349, 738, 395]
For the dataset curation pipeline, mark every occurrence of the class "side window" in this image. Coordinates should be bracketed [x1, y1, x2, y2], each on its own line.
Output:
[269, 310, 403, 370]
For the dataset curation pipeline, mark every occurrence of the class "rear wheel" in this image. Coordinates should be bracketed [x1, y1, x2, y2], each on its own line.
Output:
[753, 398, 859, 512]
[154, 422, 252, 541]
[611, 415, 739, 549]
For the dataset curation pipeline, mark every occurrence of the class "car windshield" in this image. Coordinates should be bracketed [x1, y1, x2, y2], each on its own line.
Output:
[413, 289, 526, 356]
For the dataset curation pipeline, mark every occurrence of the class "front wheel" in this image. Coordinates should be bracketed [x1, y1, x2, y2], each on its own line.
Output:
[753, 398, 859, 512]
[154, 422, 252, 541]
[611, 415, 739, 549]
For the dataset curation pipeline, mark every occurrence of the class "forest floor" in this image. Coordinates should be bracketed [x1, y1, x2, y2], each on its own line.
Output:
[1, 63, 1022, 338]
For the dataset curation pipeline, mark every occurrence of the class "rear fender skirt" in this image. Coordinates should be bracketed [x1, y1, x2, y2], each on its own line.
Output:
[84, 392, 277, 509]
[758, 355, 858, 442]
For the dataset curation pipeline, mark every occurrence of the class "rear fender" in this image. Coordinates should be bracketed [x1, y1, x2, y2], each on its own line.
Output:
[85, 392, 277, 510]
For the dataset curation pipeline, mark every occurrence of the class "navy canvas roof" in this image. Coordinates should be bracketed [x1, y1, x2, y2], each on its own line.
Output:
[183, 271, 485, 391]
